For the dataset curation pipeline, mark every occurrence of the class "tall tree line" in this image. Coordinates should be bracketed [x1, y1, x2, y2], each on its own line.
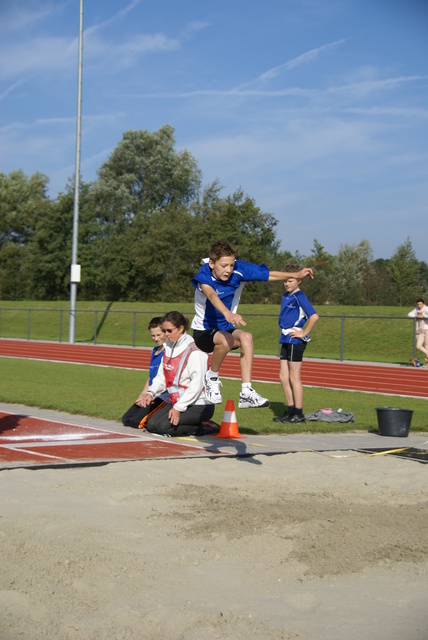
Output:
[1, 125, 427, 306]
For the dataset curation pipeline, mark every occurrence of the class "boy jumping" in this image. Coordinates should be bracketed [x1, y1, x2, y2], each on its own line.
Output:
[191, 240, 314, 408]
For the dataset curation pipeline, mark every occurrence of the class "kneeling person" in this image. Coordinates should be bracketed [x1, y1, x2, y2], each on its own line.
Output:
[140, 311, 214, 436]
[122, 316, 167, 428]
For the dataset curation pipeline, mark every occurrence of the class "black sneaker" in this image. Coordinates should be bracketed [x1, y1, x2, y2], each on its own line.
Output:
[272, 413, 291, 423]
[289, 415, 306, 424]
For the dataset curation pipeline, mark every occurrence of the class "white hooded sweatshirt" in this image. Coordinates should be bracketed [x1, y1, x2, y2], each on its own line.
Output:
[147, 332, 210, 412]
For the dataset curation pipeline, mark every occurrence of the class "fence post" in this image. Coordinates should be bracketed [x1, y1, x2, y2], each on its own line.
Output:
[59, 310, 63, 343]
[132, 312, 136, 347]
[94, 310, 98, 345]
[340, 315, 345, 361]
[27, 309, 31, 340]
[413, 318, 417, 357]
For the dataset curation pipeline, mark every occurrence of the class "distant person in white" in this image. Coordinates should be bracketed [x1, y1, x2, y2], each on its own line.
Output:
[407, 298, 428, 366]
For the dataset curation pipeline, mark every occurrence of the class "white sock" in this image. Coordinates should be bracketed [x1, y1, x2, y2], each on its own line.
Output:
[207, 369, 218, 380]
[242, 382, 251, 392]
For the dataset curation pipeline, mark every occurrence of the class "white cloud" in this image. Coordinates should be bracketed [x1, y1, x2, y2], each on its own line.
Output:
[179, 20, 211, 39]
[326, 75, 428, 100]
[130, 87, 315, 99]
[0, 36, 77, 78]
[0, 112, 117, 134]
[0, 2, 60, 34]
[0, 110, 121, 193]
[342, 106, 428, 119]
[0, 29, 181, 80]
[0, 3, 191, 81]
[0, 80, 25, 101]
[108, 33, 180, 58]
[190, 117, 384, 183]
[84, 0, 142, 38]
[235, 39, 346, 90]
[259, 39, 346, 80]
[127, 70, 427, 106]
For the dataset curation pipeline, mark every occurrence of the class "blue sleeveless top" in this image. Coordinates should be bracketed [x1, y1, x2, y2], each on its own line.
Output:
[149, 347, 164, 385]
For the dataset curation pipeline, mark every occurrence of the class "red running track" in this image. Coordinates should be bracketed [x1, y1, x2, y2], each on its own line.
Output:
[0, 338, 427, 398]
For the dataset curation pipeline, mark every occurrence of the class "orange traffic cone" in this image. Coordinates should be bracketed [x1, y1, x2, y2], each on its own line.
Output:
[214, 399, 244, 438]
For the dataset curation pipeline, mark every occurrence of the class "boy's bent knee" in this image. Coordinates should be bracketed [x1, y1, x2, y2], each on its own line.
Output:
[236, 330, 253, 348]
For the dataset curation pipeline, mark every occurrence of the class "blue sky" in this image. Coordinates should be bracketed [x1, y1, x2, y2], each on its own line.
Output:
[1, 0, 427, 261]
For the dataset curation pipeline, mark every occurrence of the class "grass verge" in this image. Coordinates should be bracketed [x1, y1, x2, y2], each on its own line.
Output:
[0, 301, 417, 364]
[0, 358, 427, 434]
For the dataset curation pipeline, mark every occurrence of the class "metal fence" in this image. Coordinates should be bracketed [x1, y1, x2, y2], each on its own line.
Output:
[0, 308, 163, 346]
[0, 307, 421, 364]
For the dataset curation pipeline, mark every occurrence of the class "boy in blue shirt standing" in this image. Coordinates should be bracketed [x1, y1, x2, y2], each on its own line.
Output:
[273, 264, 319, 424]
[191, 241, 313, 408]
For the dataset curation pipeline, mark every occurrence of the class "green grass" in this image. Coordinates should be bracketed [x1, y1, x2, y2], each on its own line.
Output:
[1, 358, 427, 434]
[0, 300, 417, 364]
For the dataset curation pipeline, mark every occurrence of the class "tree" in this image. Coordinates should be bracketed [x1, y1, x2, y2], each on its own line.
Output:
[300, 239, 335, 305]
[418, 260, 428, 299]
[87, 126, 203, 300]
[0, 170, 51, 299]
[363, 258, 394, 305]
[330, 240, 373, 305]
[25, 180, 101, 300]
[129, 205, 201, 301]
[118, 184, 282, 303]
[24, 199, 71, 299]
[388, 238, 420, 305]
[190, 183, 281, 302]
[92, 125, 201, 222]
[6, 126, 427, 306]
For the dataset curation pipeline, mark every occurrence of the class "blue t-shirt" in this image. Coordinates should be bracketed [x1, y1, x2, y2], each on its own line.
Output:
[149, 347, 164, 384]
[278, 289, 317, 344]
[191, 259, 269, 331]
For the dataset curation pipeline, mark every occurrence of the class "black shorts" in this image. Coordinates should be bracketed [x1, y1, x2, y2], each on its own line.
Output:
[193, 328, 235, 353]
[280, 342, 306, 362]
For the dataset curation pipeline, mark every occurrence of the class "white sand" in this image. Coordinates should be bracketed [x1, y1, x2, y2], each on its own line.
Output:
[1, 450, 427, 640]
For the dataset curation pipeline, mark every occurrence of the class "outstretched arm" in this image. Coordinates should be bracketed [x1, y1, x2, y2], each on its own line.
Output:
[268, 267, 314, 281]
[200, 284, 247, 326]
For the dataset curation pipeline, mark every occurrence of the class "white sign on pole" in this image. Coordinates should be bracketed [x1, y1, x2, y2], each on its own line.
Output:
[71, 264, 81, 283]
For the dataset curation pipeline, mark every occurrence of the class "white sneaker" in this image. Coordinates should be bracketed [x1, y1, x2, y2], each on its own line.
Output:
[238, 387, 269, 409]
[204, 374, 223, 404]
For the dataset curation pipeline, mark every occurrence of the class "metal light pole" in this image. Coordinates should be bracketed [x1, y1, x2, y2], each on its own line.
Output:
[69, 0, 83, 343]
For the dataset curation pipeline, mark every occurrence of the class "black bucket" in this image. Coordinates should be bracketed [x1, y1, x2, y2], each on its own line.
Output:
[375, 407, 413, 437]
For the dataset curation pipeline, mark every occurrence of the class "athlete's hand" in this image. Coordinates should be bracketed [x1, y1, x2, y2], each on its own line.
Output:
[224, 311, 246, 327]
[298, 267, 314, 280]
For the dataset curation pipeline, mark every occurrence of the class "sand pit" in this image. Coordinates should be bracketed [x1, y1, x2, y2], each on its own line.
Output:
[1, 450, 427, 640]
